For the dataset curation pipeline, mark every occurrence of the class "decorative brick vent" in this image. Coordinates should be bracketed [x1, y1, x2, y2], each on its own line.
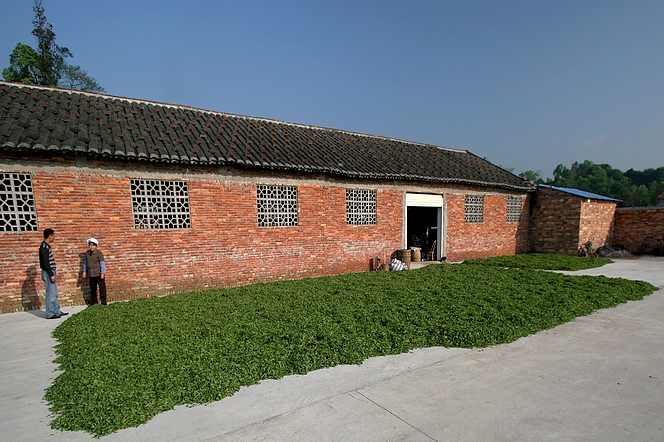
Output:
[256, 184, 298, 227]
[506, 196, 522, 222]
[346, 189, 377, 226]
[0, 173, 38, 232]
[130, 179, 191, 229]
[465, 194, 484, 223]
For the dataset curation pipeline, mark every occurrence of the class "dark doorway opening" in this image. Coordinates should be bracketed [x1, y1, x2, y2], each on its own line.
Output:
[407, 206, 438, 259]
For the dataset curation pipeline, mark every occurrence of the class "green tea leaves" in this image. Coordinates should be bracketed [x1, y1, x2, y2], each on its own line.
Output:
[45, 256, 655, 436]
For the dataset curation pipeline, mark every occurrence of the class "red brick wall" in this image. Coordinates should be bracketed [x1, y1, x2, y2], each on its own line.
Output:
[445, 193, 529, 261]
[1, 168, 405, 313]
[1, 157, 531, 313]
[613, 207, 664, 253]
[579, 200, 617, 249]
[529, 187, 582, 254]
[529, 187, 617, 255]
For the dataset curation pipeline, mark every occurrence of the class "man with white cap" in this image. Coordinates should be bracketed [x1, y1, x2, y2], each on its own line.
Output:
[82, 237, 107, 305]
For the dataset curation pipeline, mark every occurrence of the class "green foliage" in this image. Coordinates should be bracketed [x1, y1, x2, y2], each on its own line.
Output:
[59, 64, 105, 92]
[545, 160, 664, 207]
[625, 167, 664, 186]
[463, 253, 612, 271]
[518, 170, 545, 184]
[30, 0, 71, 86]
[45, 258, 656, 436]
[2, 43, 42, 84]
[2, 0, 103, 92]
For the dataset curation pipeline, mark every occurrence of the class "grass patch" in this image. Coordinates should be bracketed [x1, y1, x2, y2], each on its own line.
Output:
[463, 253, 613, 271]
[46, 256, 656, 436]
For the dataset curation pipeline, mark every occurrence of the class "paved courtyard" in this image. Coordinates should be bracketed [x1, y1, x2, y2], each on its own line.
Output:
[1, 256, 662, 441]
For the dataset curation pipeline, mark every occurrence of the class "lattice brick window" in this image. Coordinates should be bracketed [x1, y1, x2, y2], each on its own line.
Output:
[506, 196, 522, 222]
[464, 194, 484, 223]
[130, 179, 191, 229]
[257, 184, 298, 227]
[0, 173, 39, 232]
[346, 189, 377, 226]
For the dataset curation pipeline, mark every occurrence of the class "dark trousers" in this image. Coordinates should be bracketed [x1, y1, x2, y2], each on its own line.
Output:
[89, 277, 107, 305]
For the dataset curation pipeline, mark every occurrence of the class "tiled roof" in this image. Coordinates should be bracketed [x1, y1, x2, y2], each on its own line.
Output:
[0, 82, 531, 191]
[538, 184, 622, 202]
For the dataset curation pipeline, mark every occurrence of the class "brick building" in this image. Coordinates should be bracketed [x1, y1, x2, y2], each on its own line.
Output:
[0, 82, 533, 313]
[528, 185, 620, 255]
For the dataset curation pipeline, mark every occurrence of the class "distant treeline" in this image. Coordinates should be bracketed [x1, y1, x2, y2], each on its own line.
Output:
[518, 160, 664, 207]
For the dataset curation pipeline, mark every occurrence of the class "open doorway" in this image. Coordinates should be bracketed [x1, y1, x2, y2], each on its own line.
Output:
[405, 193, 445, 261]
[407, 206, 438, 259]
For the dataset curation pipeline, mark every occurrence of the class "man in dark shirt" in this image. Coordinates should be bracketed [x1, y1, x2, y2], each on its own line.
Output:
[39, 228, 68, 319]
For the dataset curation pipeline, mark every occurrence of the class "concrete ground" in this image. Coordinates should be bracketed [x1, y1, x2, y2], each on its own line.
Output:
[1, 256, 663, 441]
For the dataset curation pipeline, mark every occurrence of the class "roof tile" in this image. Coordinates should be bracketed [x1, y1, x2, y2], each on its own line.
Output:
[0, 82, 532, 190]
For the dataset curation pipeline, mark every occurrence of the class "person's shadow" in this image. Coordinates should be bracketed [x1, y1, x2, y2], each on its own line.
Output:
[21, 265, 44, 317]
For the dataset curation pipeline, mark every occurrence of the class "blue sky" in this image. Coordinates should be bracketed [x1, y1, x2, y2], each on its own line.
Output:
[2, 1, 663, 178]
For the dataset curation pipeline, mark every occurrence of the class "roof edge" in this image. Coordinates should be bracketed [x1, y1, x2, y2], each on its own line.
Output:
[538, 184, 622, 202]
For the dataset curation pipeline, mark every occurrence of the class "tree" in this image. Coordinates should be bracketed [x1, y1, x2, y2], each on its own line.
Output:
[2, 43, 41, 84]
[550, 164, 575, 188]
[625, 167, 664, 186]
[542, 159, 664, 207]
[632, 185, 652, 207]
[30, 0, 71, 86]
[518, 170, 544, 184]
[575, 161, 609, 196]
[60, 65, 104, 92]
[649, 180, 664, 204]
[2, 0, 104, 92]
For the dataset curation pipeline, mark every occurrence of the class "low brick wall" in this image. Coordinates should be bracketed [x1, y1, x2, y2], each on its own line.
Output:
[580, 200, 617, 249]
[528, 187, 617, 255]
[613, 206, 664, 253]
[529, 187, 581, 254]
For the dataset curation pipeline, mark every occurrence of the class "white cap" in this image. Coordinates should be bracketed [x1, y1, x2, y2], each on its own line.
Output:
[87, 238, 98, 245]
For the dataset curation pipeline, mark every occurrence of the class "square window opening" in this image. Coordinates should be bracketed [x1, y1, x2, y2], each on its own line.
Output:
[506, 196, 523, 222]
[0, 173, 38, 232]
[346, 189, 377, 226]
[257, 184, 298, 227]
[465, 194, 484, 223]
[130, 179, 191, 229]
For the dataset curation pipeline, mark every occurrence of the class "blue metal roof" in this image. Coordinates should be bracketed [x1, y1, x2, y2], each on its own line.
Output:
[538, 184, 622, 202]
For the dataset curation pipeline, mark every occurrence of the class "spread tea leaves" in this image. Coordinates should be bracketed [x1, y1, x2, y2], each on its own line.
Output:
[45, 255, 656, 436]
